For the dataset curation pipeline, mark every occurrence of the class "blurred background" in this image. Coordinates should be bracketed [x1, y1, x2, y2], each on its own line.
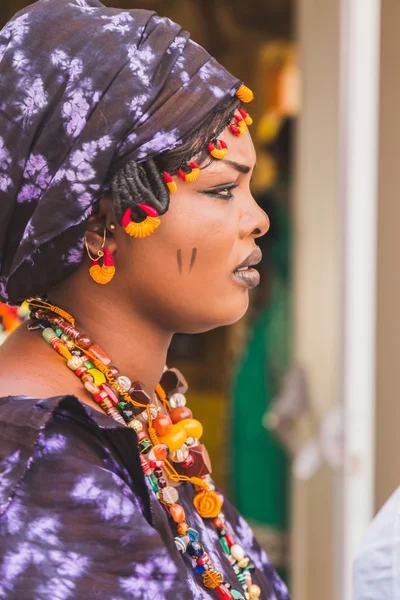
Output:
[1, 1, 399, 599]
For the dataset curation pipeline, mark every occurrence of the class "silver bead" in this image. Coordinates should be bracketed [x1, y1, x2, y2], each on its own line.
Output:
[185, 436, 198, 447]
[140, 404, 158, 421]
[128, 419, 143, 432]
[174, 535, 189, 553]
[161, 486, 179, 504]
[169, 393, 186, 409]
[117, 375, 132, 391]
[169, 444, 189, 463]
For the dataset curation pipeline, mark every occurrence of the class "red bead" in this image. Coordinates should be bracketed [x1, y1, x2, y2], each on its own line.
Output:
[170, 406, 193, 423]
[149, 460, 165, 469]
[75, 366, 88, 378]
[213, 517, 224, 529]
[216, 585, 234, 599]
[88, 344, 111, 366]
[93, 391, 108, 403]
[181, 455, 195, 469]
[153, 414, 172, 437]
[76, 334, 92, 350]
[225, 533, 235, 547]
[153, 467, 163, 478]
[100, 383, 119, 406]
[197, 552, 211, 566]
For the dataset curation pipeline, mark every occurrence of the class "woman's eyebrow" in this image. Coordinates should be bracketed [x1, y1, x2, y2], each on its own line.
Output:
[223, 160, 250, 174]
[222, 159, 252, 174]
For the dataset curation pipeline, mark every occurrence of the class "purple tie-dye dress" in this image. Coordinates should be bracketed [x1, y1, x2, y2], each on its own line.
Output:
[0, 395, 290, 600]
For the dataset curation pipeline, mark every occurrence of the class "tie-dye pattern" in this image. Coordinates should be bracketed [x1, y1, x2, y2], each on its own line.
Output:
[0, 0, 241, 304]
[0, 395, 290, 599]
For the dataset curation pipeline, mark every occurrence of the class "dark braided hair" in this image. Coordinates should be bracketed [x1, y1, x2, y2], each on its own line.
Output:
[111, 95, 242, 225]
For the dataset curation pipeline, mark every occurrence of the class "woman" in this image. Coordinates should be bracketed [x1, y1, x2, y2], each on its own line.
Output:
[0, 1, 290, 599]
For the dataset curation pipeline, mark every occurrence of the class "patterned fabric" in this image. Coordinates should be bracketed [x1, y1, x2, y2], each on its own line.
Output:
[0, 395, 290, 600]
[353, 486, 400, 599]
[0, 0, 240, 304]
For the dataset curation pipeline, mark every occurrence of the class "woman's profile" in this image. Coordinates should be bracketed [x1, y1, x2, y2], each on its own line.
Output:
[0, 1, 290, 598]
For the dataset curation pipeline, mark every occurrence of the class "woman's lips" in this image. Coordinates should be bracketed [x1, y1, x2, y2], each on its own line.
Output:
[232, 246, 262, 289]
[232, 267, 261, 289]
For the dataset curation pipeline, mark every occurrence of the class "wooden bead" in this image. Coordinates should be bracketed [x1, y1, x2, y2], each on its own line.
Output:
[153, 414, 172, 437]
[76, 334, 92, 350]
[170, 503, 185, 523]
[128, 381, 152, 406]
[158, 424, 186, 452]
[108, 365, 120, 378]
[88, 343, 111, 366]
[178, 418, 203, 440]
[170, 406, 193, 423]
[177, 444, 212, 478]
[160, 368, 188, 396]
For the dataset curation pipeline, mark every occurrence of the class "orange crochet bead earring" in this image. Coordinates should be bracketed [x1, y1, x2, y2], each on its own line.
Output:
[164, 172, 177, 193]
[178, 161, 200, 183]
[238, 108, 253, 126]
[229, 113, 247, 137]
[85, 230, 116, 285]
[207, 139, 228, 160]
[122, 204, 160, 238]
[236, 84, 254, 103]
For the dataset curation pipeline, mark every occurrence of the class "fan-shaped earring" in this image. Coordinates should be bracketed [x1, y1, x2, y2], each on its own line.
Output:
[122, 205, 161, 238]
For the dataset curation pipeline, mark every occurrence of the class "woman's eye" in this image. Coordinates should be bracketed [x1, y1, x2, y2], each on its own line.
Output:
[203, 183, 238, 200]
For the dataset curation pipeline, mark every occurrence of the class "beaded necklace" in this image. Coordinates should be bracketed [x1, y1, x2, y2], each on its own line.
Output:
[27, 297, 263, 600]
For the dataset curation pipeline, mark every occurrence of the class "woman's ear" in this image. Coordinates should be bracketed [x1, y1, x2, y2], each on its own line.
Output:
[84, 194, 117, 258]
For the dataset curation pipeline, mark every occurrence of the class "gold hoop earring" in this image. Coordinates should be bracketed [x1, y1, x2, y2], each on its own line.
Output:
[85, 229, 115, 285]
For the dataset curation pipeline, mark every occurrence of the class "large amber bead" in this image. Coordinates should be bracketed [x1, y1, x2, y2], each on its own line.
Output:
[158, 424, 186, 452]
[170, 406, 193, 424]
[153, 414, 173, 437]
[178, 418, 203, 440]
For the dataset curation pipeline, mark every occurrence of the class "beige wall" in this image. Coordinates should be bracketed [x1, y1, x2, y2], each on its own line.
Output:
[375, 0, 400, 511]
[292, 1, 341, 598]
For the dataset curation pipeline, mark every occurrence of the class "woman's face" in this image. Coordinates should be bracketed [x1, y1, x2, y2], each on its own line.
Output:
[112, 127, 269, 334]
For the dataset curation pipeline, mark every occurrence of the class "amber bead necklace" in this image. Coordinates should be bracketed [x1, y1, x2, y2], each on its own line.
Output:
[27, 297, 263, 600]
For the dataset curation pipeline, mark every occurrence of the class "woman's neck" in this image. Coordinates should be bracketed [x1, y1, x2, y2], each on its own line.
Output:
[49, 279, 173, 392]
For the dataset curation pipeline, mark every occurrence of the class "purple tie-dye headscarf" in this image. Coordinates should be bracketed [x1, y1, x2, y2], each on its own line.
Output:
[0, 0, 241, 304]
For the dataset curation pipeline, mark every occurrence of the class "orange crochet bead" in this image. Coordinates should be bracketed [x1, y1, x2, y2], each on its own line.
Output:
[236, 84, 254, 103]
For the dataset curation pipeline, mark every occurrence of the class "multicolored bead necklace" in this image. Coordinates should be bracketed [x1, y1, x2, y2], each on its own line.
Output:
[27, 297, 263, 600]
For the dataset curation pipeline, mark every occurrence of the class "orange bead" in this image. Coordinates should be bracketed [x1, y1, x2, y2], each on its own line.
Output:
[177, 522, 189, 534]
[159, 424, 187, 452]
[152, 444, 169, 460]
[170, 503, 186, 523]
[170, 406, 193, 424]
[153, 414, 173, 437]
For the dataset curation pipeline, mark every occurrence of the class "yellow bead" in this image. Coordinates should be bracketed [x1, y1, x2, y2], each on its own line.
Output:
[248, 584, 261, 599]
[178, 418, 203, 440]
[158, 424, 187, 452]
[87, 368, 106, 387]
